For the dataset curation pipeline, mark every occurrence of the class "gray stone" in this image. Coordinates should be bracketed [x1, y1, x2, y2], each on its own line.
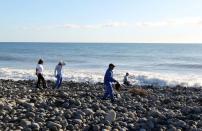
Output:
[139, 128, 146, 131]
[148, 109, 163, 118]
[92, 103, 100, 111]
[75, 110, 85, 116]
[31, 122, 40, 129]
[74, 100, 81, 106]
[64, 110, 72, 119]
[60, 92, 69, 98]
[22, 102, 35, 109]
[74, 119, 82, 124]
[74, 114, 83, 119]
[17, 99, 28, 103]
[84, 108, 94, 115]
[147, 120, 155, 129]
[3, 104, 13, 111]
[62, 102, 70, 108]
[119, 121, 127, 127]
[26, 112, 35, 118]
[47, 121, 62, 129]
[49, 126, 58, 131]
[22, 127, 32, 131]
[167, 126, 177, 131]
[192, 106, 202, 113]
[105, 110, 116, 123]
[96, 110, 106, 115]
[67, 124, 74, 130]
[175, 120, 187, 128]
[93, 125, 100, 131]
[0, 101, 4, 108]
[20, 119, 31, 127]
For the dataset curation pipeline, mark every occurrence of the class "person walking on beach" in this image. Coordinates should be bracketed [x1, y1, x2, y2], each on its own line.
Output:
[123, 72, 131, 86]
[36, 59, 48, 88]
[54, 61, 65, 89]
[103, 63, 119, 102]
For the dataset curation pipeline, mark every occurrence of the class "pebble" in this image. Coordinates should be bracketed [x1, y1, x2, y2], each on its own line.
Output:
[0, 80, 201, 131]
[84, 108, 94, 115]
[74, 100, 81, 106]
[74, 119, 82, 124]
[105, 110, 116, 123]
[31, 122, 40, 129]
[47, 121, 62, 129]
[20, 119, 31, 127]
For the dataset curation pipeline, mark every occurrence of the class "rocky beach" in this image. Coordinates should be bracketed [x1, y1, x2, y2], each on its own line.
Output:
[0, 79, 202, 131]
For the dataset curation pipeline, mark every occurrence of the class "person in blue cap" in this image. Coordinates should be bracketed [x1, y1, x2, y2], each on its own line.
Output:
[103, 63, 119, 102]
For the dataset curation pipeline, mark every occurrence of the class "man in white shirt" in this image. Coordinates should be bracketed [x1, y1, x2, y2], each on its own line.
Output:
[36, 59, 47, 88]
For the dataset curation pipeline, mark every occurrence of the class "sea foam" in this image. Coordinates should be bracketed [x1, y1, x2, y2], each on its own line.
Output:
[0, 68, 202, 87]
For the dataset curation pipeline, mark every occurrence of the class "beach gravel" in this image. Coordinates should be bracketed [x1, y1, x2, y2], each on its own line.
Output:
[0, 79, 201, 130]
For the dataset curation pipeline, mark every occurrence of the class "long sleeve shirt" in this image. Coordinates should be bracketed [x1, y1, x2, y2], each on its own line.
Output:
[54, 65, 62, 76]
[104, 68, 116, 84]
[123, 75, 128, 83]
[36, 64, 44, 75]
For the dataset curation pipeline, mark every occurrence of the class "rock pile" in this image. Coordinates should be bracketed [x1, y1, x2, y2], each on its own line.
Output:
[0, 79, 201, 130]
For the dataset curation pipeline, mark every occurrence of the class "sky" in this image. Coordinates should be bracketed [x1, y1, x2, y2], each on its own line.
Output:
[0, 0, 202, 43]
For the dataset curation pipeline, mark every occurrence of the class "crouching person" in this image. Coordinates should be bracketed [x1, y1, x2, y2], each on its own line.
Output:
[123, 72, 132, 86]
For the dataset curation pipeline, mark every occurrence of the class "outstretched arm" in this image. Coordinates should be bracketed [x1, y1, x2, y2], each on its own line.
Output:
[109, 71, 117, 83]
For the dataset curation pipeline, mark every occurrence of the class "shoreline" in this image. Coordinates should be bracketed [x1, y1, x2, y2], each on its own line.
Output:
[0, 78, 202, 89]
[0, 79, 202, 130]
[1, 67, 202, 88]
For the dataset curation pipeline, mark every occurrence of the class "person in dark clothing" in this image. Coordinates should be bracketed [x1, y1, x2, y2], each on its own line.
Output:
[36, 59, 47, 88]
[103, 63, 119, 102]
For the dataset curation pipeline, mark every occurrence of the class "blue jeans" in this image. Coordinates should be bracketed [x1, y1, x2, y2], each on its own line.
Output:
[103, 82, 114, 100]
[55, 75, 62, 89]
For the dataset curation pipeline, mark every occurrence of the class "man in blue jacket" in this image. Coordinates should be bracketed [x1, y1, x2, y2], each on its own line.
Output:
[103, 63, 119, 102]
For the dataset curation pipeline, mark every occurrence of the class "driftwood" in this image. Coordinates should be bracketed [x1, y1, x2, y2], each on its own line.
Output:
[114, 83, 149, 96]
[128, 88, 149, 96]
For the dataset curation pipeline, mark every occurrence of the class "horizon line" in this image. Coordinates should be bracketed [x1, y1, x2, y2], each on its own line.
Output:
[0, 41, 202, 44]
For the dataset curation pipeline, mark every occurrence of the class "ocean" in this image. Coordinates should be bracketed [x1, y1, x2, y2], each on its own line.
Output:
[0, 42, 202, 87]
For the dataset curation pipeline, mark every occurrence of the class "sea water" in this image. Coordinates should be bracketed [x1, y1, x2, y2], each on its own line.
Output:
[0, 42, 202, 87]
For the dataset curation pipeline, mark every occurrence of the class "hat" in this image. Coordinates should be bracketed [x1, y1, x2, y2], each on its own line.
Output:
[109, 63, 115, 67]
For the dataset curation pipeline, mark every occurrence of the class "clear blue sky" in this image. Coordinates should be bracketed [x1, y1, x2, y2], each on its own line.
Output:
[0, 0, 202, 43]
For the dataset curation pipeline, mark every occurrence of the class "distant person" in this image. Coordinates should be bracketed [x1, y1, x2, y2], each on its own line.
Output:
[54, 61, 65, 89]
[123, 72, 131, 86]
[36, 59, 48, 88]
[103, 63, 119, 102]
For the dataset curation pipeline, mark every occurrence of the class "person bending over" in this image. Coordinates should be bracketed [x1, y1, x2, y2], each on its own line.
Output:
[103, 63, 119, 102]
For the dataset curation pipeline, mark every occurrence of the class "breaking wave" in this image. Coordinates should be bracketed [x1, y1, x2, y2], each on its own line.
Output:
[0, 68, 202, 87]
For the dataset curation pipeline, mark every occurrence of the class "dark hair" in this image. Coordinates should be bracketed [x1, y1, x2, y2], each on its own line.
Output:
[109, 63, 115, 68]
[38, 59, 43, 64]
